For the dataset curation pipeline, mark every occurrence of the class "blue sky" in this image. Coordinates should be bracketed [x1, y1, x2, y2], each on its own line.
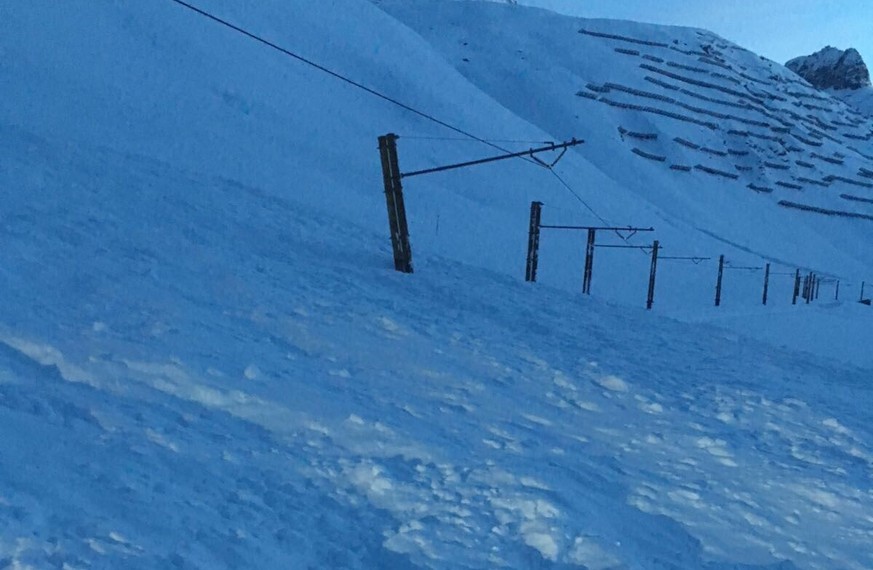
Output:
[513, 0, 873, 66]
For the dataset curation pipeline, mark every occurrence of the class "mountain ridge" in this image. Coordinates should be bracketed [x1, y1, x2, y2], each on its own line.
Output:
[786, 46, 871, 91]
[786, 46, 873, 116]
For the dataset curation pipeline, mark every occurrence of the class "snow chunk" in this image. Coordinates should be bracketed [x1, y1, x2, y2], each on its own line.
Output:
[822, 417, 850, 435]
[348, 462, 393, 497]
[569, 536, 623, 569]
[639, 402, 664, 414]
[596, 375, 629, 392]
[522, 528, 559, 561]
[576, 400, 600, 412]
[521, 413, 552, 426]
[378, 316, 405, 336]
[519, 477, 551, 490]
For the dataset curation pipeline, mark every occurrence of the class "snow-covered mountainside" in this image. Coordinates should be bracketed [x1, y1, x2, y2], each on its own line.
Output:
[787, 46, 873, 116]
[838, 85, 873, 116]
[834, 87, 873, 117]
[377, 1, 873, 274]
[2, 0, 873, 568]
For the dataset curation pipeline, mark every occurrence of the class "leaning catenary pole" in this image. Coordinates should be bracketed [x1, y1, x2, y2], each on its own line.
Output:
[378, 134, 413, 273]
[714, 255, 725, 307]
[582, 228, 596, 294]
[646, 240, 659, 310]
[525, 201, 543, 282]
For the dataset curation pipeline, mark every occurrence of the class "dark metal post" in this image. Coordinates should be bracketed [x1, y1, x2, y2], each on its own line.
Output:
[378, 133, 413, 273]
[582, 228, 596, 294]
[835, 280, 840, 301]
[525, 201, 543, 282]
[715, 255, 725, 307]
[805, 273, 812, 304]
[646, 240, 659, 310]
[814, 275, 821, 300]
[792, 269, 801, 305]
[762, 263, 770, 305]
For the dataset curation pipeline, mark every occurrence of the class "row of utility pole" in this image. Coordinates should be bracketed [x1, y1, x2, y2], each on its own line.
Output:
[379, 133, 584, 275]
[525, 200, 658, 305]
[378, 133, 870, 311]
[525, 201, 855, 310]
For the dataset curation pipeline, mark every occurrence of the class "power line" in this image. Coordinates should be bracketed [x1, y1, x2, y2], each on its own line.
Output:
[167, 0, 613, 221]
[166, 0, 543, 168]
[546, 168, 617, 230]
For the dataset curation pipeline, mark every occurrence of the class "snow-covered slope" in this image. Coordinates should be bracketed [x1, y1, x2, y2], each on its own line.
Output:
[376, 0, 873, 280]
[2, 0, 873, 568]
[5, 125, 873, 569]
[833, 86, 873, 117]
[375, 0, 873, 358]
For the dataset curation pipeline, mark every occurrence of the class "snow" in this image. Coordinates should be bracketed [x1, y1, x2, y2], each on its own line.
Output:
[376, 0, 873, 364]
[1, 0, 873, 568]
[836, 86, 873, 117]
[595, 375, 630, 393]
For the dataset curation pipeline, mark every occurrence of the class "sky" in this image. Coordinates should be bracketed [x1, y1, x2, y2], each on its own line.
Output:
[511, 0, 873, 66]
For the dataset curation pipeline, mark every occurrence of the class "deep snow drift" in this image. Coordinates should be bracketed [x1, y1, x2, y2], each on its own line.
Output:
[1, 0, 873, 568]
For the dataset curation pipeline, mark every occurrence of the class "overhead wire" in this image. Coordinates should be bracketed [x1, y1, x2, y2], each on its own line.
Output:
[151, 3, 873, 299]
[545, 169, 609, 226]
[542, 167, 649, 246]
[166, 0, 544, 169]
[167, 0, 619, 229]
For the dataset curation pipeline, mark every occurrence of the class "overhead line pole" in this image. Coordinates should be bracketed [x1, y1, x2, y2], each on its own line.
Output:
[582, 229, 596, 294]
[574, 225, 656, 295]
[523, 201, 653, 290]
[379, 134, 414, 273]
[647, 240, 660, 310]
[715, 255, 725, 307]
[525, 202, 543, 282]
[381, 136, 584, 273]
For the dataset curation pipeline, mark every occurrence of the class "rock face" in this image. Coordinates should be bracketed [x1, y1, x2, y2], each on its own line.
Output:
[786, 46, 871, 91]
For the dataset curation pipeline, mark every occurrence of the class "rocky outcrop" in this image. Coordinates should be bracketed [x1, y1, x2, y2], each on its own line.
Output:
[786, 46, 871, 91]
